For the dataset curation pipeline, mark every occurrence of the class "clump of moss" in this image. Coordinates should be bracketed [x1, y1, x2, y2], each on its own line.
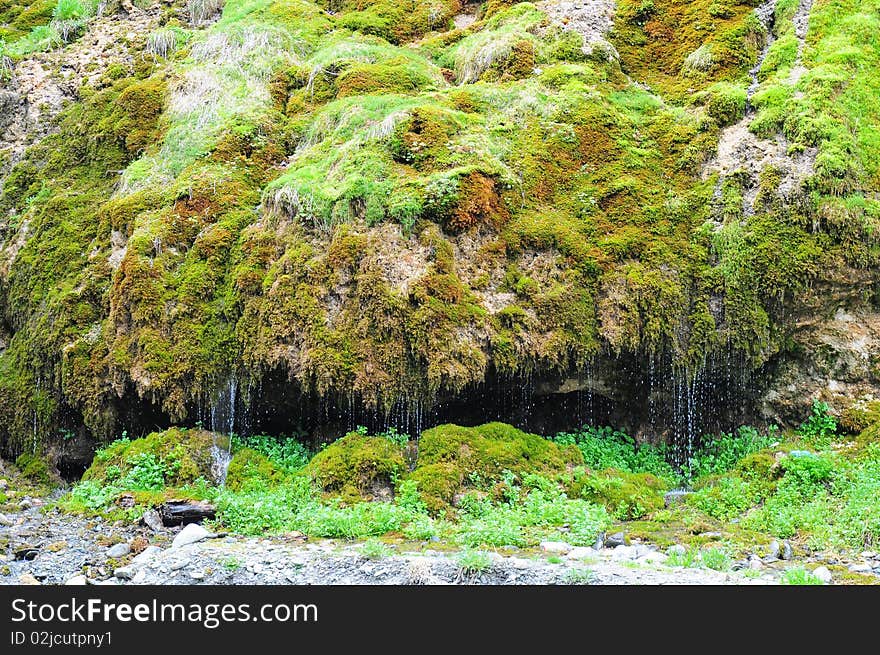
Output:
[82, 428, 217, 487]
[411, 422, 583, 511]
[225, 447, 284, 491]
[14, 452, 53, 485]
[306, 432, 405, 503]
[568, 467, 666, 519]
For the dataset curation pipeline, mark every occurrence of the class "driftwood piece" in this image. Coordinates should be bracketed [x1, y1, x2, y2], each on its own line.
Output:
[158, 500, 216, 526]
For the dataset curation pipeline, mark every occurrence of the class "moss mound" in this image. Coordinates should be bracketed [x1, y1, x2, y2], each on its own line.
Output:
[306, 432, 406, 503]
[82, 428, 218, 488]
[14, 452, 53, 484]
[225, 448, 285, 491]
[411, 422, 583, 511]
[569, 467, 666, 520]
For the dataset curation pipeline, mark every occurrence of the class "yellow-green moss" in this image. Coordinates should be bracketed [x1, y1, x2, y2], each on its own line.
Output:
[14, 452, 53, 484]
[82, 428, 217, 487]
[225, 448, 284, 491]
[305, 432, 405, 503]
[412, 422, 583, 511]
[568, 467, 666, 519]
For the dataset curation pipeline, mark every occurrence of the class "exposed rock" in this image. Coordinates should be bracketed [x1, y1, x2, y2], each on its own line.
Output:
[540, 541, 572, 554]
[171, 523, 216, 549]
[18, 499, 32, 510]
[106, 543, 131, 558]
[0, 512, 12, 526]
[848, 563, 873, 574]
[114, 566, 135, 580]
[781, 541, 793, 561]
[141, 509, 164, 532]
[604, 532, 627, 548]
[767, 540, 780, 559]
[132, 545, 162, 566]
[812, 566, 832, 584]
[18, 573, 40, 585]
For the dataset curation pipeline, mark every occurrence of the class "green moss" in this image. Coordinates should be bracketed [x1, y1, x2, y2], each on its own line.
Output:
[14, 452, 53, 484]
[569, 467, 666, 519]
[82, 428, 218, 487]
[306, 432, 405, 503]
[225, 447, 284, 491]
[411, 422, 583, 511]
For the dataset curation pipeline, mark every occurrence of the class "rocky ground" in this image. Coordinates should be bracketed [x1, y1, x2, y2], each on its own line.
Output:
[3, 488, 878, 586]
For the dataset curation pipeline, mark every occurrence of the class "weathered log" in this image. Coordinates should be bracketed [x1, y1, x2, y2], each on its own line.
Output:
[157, 500, 216, 526]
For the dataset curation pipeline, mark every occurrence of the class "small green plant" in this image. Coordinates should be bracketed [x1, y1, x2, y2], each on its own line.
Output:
[564, 568, 595, 585]
[547, 555, 563, 564]
[700, 547, 732, 572]
[456, 549, 492, 575]
[798, 400, 837, 447]
[666, 547, 699, 568]
[360, 538, 392, 560]
[221, 556, 242, 571]
[781, 567, 824, 585]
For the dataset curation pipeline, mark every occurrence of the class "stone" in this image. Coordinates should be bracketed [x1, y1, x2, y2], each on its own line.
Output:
[748, 555, 764, 570]
[190, 570, 205, 580]
[767, 540, 780, 559]
[781, 541, 793, 560]
[848, 563, 873, 574]
[592, 534, 604, 550]
[106, 543, 131, 559]
[860, 551, 877, 559]
[141, 509, 163, 532]
[64, 575, 88, 585]
[18, 499, 33, 510]
[540, 541, 572, 554]
[0, 478, 8, 490]
[131, 545, 162, 566]
[0, 513, 12, 526]
[132, 570, 147, 584]
[667, 544, 687, 557]
[18, 573, 40, 585]
[171, 523, 215, 549]
[610, 545, 638, 561]
[566, 547, 595, 560]
[604, 532, 627, 548]
[812, 566, 832, 583]
[114, 566, 134, 580]
[698, 531, 722, 540]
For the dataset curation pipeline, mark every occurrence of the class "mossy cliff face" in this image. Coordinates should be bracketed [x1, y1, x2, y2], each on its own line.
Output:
[0, 0, 878, 461]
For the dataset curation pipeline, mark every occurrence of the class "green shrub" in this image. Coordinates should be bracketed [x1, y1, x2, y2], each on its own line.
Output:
[781, 567, 824, 585]
[570, 468, 666, 519]
[225, 448, 284, 491]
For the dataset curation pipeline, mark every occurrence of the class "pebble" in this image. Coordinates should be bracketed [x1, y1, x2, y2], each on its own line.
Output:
[768, 540, 780, 559]
[172, 523, 215, 549]
[18, 573, 40, 585]
[0, 478, 7, 490]
[540, 541, 572, 554]
[861, 551, 877, 559]
[18, 499, 33, 510]
[106, 543, 131, 558]
[0, 512, 12, 526]
[65, 575, 88, 585]
[812, 566, 832, 583]
[132, 570, 147, 584]
[748, 555, 763, 570]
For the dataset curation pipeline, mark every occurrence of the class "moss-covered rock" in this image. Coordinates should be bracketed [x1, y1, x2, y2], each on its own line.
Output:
[411, 422, 583, 511]
[14, 452, 53, 485]
[568, 467, 666, 520]
[306, 432, 405, 503]
[225, 448, 285, 491]
[82, 428, 218, 488]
